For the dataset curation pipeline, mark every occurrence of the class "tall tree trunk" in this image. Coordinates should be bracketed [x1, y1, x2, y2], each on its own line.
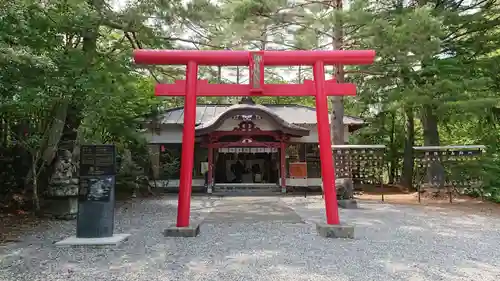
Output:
[331, 0, 345, 145]
[31, 152, 40, 213]
[1, 116, 8, 146]
[57, 0, 100, 153]
[388, 112, 396, 183]
[41, 100, 69, 163]
[401, 107, 415, 189]
[421, 107, 440, 146]
[44, 0, 102, 219]
[420, 104, 445, 188]
[22, 101, 68, 197]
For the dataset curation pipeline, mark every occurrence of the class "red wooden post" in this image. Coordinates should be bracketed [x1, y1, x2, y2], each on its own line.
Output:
[313, 61, 340, 225]
[176, 61, 198, 227]
[207, 145, 213, 190]
[133, 49, 375, 227]
[280, 141, 287, 193]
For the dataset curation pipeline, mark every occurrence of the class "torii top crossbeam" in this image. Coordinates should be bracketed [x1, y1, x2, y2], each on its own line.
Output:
[134, 50, 376, 97]
[133, 50, 375, 66]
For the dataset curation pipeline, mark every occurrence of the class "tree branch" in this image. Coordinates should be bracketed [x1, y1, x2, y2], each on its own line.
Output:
[161, 36, 225, 49]
[125, 32, 161, 83]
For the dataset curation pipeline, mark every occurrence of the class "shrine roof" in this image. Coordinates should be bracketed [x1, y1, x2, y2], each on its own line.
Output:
[193, 103, 310, 137]
[157, 104, 364, 126]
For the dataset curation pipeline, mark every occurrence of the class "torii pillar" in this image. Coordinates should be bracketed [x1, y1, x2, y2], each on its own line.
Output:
[134, 50, 375, 238]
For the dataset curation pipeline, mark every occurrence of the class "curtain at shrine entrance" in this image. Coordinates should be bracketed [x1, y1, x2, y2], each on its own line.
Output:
[213, 149, 280, 184]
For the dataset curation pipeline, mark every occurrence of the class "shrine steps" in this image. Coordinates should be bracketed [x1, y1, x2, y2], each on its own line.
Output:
[211, 183, 281, 196]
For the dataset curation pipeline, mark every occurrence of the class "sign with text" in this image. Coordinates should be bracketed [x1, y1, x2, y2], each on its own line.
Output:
[77, 144, 117, 238]
[289, 162, 307, 178]
[78, 176, 114, 202]
[80, 145, 116, 177]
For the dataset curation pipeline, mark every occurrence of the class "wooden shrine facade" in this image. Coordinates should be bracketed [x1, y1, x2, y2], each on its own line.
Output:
[144, 99, 366, 191]
[197, 102, 310, 192]
[145, 98, 364, 192]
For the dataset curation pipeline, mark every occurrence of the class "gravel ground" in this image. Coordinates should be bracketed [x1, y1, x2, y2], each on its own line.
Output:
[1, 195, 499, 281]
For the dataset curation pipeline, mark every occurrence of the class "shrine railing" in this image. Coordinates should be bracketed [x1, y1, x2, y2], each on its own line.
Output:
[332, 145, 387, 200]
[413, 145, 485, 203]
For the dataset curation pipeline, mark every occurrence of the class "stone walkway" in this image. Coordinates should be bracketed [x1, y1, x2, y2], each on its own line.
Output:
[203, 197, 303, 223]
[1, 195, 500, 281]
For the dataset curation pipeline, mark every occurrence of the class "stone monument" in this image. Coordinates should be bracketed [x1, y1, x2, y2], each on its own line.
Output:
[45, 150, 79, 220]
[55, 145, 131, 247]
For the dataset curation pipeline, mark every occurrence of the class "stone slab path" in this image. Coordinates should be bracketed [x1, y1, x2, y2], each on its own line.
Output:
[203, 197, 304, 223]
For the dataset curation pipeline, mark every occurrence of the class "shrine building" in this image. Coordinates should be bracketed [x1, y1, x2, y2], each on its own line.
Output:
[144, 98, 365, 192]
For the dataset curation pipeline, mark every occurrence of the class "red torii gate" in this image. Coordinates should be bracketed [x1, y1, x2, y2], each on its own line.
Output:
[133, 50, 375, 228]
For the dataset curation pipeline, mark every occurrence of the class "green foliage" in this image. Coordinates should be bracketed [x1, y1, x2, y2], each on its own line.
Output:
[0, 0, 169, 200]
[2, 0, 500, 204]
[161, 151, 181, 181]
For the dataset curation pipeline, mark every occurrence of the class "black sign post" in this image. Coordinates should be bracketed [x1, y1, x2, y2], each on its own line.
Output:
[77, 145, 117, 238]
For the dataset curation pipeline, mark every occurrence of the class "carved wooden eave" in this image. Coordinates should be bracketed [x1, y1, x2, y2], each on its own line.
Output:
[194, 103, 310, 137]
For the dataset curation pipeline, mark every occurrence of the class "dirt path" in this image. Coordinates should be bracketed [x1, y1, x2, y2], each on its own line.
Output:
[0, 213, 47, 244]
[358, 192, 500, 217]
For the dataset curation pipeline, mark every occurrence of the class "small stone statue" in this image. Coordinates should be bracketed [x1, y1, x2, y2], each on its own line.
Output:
[321, 178, 354, 200]
[45, 149, 79, 220]
[336, 178, 354, 200]
[47, 149, 78, 197]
